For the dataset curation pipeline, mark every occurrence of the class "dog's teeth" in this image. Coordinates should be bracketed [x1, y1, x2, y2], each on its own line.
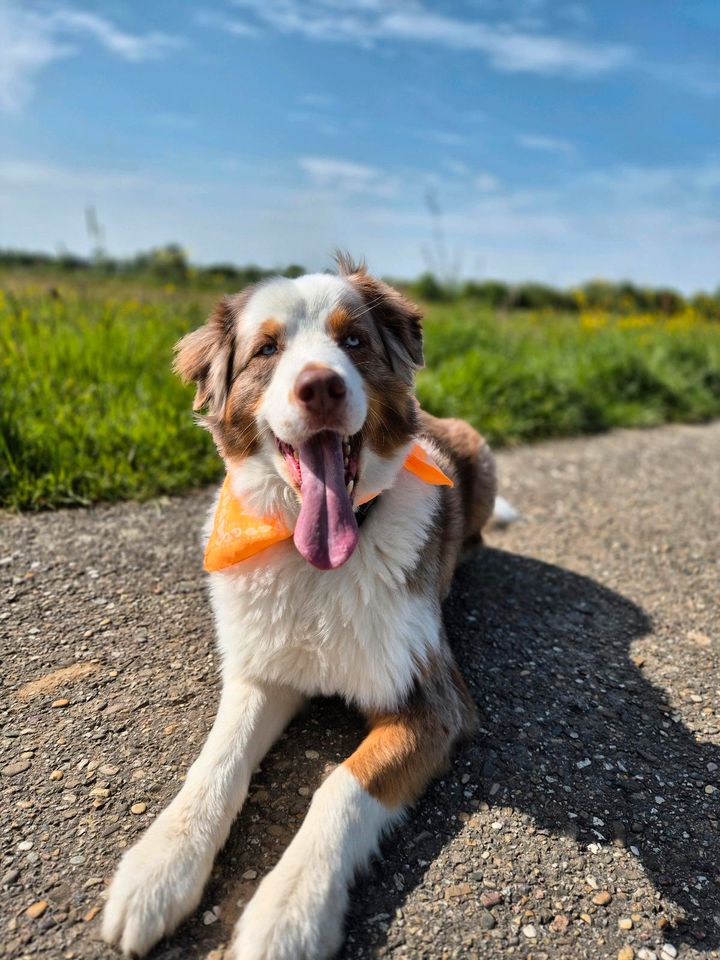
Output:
[346, 479, 354, 495]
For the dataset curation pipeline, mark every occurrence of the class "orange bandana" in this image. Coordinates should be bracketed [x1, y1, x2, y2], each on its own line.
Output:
[204, 443, 453, 572]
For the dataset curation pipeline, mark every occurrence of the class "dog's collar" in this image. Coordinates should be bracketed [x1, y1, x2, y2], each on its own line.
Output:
[204, 442, 452, 572]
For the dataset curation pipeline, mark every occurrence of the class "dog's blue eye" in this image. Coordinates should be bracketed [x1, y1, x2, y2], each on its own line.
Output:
[344, 334, 361, 348]
[259, 343, 277, 357]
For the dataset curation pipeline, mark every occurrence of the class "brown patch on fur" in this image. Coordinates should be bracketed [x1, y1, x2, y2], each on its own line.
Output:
[404, 414, 496, 600]
[336, 254, 424, 376]
[221, 367, 270, 460]
[174, 287, 282, 460]
[364, 382, 418, 458]
[419, 410, 496, 551]
[220, 321, 287, 459]
[259, 317, 283, 342]
[327, 305, 352, 339]
[174, 296, 237, 412]
[329, 260, 423, 459]
[345, 643, 476, 808]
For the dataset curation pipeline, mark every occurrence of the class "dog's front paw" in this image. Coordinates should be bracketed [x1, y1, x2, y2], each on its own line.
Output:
[102, 810, 213, 957]
[228, 860, 346, 960]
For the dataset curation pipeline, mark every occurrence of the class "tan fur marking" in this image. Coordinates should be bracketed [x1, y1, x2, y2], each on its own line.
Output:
[364, 381, 417, 458]
[419, 410, 497, 548]
[344, 647, 476, 808]
[260, 317, 283, 340]
[344, 714, 437, 808]
[327, 306, 352, 339]
[221, 358, 275, 459]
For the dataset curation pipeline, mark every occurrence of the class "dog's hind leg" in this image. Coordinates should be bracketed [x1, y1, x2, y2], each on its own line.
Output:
[102, 676, 303, 958]
[229, 643, 475, 960]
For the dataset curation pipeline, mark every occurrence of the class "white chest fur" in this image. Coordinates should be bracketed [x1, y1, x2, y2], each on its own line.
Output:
[208, 470, 441, 712]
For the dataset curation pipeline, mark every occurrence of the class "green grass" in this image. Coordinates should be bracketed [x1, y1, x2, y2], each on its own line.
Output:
[2, 276, 719, 510]
[419, 304, 720, 446]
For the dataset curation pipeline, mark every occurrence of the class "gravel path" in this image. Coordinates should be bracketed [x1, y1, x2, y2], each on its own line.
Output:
[2, 421, 719, 960]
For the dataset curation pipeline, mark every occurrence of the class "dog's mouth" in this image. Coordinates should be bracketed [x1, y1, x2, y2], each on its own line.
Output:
[274, 431, 362, 570]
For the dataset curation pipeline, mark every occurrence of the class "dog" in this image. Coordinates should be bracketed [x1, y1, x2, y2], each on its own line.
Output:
[102, 254, 498, 959]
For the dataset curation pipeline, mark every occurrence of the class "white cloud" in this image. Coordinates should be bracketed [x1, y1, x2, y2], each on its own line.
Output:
[517, 133, 575, 155]
[0, 4, 68, 112]
[298, 155, 397, 196]
[50, 9, 180, 61]
[0, 159, 148, 190]
[0, 1, 182, 112]
[225, 0, 631, 77]
[3, 151, 719, 293]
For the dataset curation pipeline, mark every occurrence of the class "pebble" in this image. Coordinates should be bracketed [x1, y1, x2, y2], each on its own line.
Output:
[52, 699, 70, 708]
[304, 750, 320, 760]
[2, 868, 20, 886]
[1, 760, 31, 776]
[18, 840, 33, 851]
[660, 947, 677, 960]
[618, 949, 635, 960]
[242, 869, 258, 880]
[479, 910, 496, 930]
[551, 914, 569, 932]
[84, 906, 101, 922]
[481, 891, 502, 908]
[619, 918, 633, 930]
[522, 924, 537, 939]
[593, 891, 613, 906]
[445, 883, 472, 898]
[203, 910, 218, 925]
[99, 765, 120, 776]
[50, 770, 64, 781]
[637, 950, 656, 960]
[130, 802, 147, 815]
[26, 900, 48, 919]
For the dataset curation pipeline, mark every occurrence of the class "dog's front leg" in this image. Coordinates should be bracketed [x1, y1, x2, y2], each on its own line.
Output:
[229, 646, 475, 960]
[102, 676, 303, 957]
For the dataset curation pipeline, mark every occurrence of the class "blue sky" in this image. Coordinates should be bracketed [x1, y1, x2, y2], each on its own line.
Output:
[1, 0, 719, 290]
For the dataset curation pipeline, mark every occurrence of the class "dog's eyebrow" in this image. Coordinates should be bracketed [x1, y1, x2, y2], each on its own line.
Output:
[326, 306, 354, 337]
[259, 317, 284, 341]
[234, 318, 286, 373]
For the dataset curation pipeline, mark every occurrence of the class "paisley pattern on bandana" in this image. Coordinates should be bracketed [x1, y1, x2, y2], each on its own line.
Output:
[204, 443, 452, 572]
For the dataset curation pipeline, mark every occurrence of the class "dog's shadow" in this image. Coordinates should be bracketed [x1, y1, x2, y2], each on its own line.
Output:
[189, 547, 719, 957]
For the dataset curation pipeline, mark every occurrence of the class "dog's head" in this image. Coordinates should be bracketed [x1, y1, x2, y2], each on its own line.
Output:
[174, 255, 424, 570]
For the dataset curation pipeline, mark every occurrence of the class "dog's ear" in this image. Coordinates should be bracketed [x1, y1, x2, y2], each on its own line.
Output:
[174, 296, 236, 413]
[338, 255, 424, 382]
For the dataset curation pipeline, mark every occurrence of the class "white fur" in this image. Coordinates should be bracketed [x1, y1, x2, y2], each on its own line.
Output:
[102, 678, 302, 956]
[214, 462, 442, 712]
[229, 766, 400, 960]
[251, 274, 367, 448]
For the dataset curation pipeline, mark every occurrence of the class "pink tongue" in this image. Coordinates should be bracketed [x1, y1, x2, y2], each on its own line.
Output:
[294, 431, 359, 570]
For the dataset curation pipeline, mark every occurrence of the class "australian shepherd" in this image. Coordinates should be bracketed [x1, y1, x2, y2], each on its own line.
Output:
[102, 255, 498, 959]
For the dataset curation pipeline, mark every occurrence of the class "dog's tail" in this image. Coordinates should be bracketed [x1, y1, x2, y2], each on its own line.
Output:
[490, 494, 521, 528]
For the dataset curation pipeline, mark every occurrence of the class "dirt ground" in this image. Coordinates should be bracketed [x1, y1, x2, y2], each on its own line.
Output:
[2, 421, 719, 960]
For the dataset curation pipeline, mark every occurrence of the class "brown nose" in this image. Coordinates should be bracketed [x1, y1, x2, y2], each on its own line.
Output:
[294, 366, 346, 416]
